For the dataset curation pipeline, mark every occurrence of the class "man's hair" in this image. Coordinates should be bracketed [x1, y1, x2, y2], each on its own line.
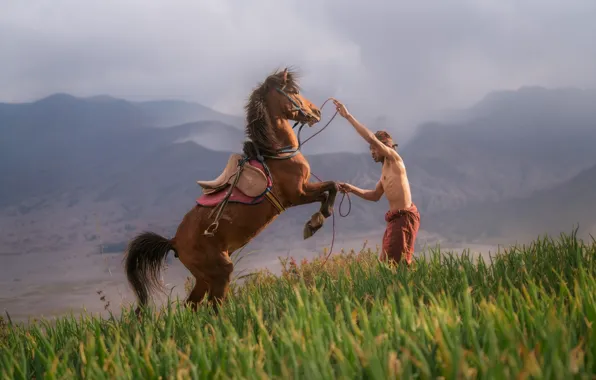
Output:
[374, 130, 398, 149]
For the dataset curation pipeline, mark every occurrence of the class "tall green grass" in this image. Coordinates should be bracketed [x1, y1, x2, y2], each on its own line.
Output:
[2, 231, 595, 379]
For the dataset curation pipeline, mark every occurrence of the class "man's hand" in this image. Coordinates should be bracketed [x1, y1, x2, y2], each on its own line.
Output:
[338, 183, 353, 193]
[338, 181, 383, 202]
[332, 99, 351, 119]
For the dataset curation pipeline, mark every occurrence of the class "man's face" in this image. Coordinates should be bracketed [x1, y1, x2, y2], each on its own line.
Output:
[370, 144, 383, 162]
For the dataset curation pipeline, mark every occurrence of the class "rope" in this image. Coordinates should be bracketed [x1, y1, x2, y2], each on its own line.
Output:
[215, 94, 351, 267]
[300, 98, 339, 146]
[261, 97, 339, 160]
[300, 98, 352, 268]
[309, 172, 351, 268]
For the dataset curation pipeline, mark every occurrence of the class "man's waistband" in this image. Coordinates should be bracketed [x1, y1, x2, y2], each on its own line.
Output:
[385, 203, 418, 221]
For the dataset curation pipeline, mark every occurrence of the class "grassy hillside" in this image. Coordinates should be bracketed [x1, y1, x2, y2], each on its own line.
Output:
[2, 230, 596, 378]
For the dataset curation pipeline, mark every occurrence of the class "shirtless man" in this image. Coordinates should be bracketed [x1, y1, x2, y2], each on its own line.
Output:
[332, 99, 421, 266]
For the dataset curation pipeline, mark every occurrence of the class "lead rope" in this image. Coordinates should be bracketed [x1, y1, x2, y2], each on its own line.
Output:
[262, 98, 340, 160]
[309, 172, 351, 268]
[211, 96, 351, 266]
[302, 98, 352, 268]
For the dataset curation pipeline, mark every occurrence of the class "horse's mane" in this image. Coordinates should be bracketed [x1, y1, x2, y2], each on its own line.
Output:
[242, 68, 301, 157]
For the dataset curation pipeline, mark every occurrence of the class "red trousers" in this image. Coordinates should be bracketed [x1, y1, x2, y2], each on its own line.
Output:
[381, 203, 420, 265]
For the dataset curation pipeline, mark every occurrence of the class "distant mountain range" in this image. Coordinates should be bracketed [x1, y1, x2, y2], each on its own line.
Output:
[402, 86, 596, 211]
[0, 94, 246, 206]
[1, 87, 596, 255]
[424, 163, 596, 242]
[0, 93, 243, 130]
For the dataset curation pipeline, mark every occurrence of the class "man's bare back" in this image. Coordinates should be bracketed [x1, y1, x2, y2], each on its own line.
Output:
[331, 98, 420, 265]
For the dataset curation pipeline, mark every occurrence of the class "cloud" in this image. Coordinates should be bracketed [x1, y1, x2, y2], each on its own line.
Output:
[1, 0, 595, 149]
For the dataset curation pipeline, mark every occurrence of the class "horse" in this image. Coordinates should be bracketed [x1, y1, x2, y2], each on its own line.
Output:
[124, 68, 338, 313]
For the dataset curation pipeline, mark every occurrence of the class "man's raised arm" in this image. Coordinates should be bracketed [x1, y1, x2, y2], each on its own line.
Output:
[332, 98, 396, 159]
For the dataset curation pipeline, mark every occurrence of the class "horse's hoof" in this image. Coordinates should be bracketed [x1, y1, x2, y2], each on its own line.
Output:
[303, 212, 324, 239]
[303, 223, 312, 239]
[311, 212, 324, 226]
[303, 222, 323, 239]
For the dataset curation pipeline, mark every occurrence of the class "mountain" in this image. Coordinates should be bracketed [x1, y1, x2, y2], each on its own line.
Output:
[170, 121, 245, 152]
[0, 93, 382, 254]
[0, 95, 245, 207]
[0, 93, 244, 132]
[2, 86, 596, 255]
[0, 141, 383, 254]
[433, 87, 596, 126]
[401, 86, 596, 213]
[467, 86, 596, 123]
[131, 99, 243, 129]
[423, 163, 596, 242]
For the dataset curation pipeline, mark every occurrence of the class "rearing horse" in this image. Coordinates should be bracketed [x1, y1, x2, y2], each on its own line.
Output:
[124, 68, 338, 312]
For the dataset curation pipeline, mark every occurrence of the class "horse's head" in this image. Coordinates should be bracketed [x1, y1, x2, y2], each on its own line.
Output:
[265, 68, 321, 127]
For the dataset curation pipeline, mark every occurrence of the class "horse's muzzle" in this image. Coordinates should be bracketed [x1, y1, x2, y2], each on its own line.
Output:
[306, 110, 321, 127]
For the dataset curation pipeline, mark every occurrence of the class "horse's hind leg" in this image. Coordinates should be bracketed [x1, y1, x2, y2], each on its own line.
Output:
[182, 254, 233, 312]
[184, 249, 234, 312]
[185, 276, 209, 311]
[205, 250, 234, 312]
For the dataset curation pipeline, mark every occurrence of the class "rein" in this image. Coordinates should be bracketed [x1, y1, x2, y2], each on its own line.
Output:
[309, 98, 352, 267]
[262, 91, 338, 160]
[310, 171, 351, 268]
[262, 89, 353, 267]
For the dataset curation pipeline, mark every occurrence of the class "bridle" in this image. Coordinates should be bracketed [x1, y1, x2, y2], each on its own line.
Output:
[257, 86, 338, 160]
[275, 87, 313, 124]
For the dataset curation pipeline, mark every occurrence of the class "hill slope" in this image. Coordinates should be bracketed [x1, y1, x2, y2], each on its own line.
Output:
[0, 118, 244, 207]
[0, 93, 243, 132]
[2, 233, 594, 378]
[424, 163, 596, 241]
[402, 86, 596, 212]
[2, 87, 596, 254]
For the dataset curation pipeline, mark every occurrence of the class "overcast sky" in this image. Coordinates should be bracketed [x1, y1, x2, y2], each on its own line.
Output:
[1, 0, 595, 143]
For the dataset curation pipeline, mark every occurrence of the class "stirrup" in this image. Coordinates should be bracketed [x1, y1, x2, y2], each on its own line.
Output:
[204, 222, 219, 237]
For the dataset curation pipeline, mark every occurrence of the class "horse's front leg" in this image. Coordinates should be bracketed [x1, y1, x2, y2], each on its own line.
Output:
[320, 181, 338, 218]
[292, 181, 338, 239]
[293, 180, 338, 215]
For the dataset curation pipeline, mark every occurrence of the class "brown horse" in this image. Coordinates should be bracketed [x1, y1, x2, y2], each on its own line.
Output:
[124, 68, 338, 313]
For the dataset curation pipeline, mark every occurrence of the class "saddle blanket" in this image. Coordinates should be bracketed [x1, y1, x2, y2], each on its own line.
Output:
[196, 159, 271, 207]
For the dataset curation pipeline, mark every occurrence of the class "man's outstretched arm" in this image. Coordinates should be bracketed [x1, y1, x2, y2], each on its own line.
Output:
[332, 98, 396, 159]
[339, 181, 384, 202]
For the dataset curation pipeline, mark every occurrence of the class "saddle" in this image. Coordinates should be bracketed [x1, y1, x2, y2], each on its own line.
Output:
[197, 153, 269, 197]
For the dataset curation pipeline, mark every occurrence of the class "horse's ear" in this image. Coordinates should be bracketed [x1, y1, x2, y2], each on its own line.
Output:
[281, 68, 288, 85]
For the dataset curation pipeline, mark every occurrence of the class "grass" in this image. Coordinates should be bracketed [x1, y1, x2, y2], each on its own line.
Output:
[1, 230, 596, 379]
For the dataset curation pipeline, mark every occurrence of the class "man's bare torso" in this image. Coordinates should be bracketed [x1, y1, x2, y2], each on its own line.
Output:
[380, 155, 412, 211]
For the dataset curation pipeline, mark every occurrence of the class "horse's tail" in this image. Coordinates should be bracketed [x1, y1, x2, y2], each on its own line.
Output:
[124, 231, 175, 311]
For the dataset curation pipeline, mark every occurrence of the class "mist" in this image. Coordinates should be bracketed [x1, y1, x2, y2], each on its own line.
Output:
[2, 0, 596, 146]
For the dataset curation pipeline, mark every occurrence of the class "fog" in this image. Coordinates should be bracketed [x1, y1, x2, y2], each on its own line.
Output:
[2, 0, 596, 145]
